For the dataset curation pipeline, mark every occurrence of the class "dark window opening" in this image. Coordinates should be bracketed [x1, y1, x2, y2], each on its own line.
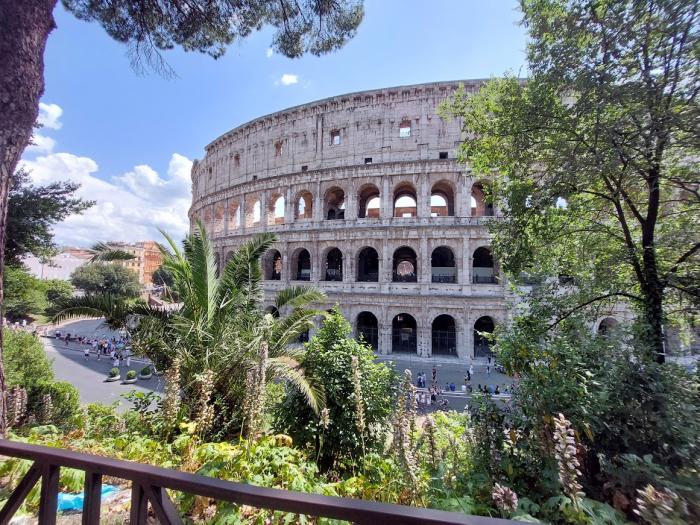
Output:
[439, 151, 448, 159]
[357, 247, 379, 282]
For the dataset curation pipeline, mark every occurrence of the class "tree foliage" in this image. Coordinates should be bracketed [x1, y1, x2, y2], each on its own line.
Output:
[3, 265, 74, 320]
[274, 308, 395, 471]
[6, 169, 93, 264]
[61, 0, 365, 74]
[70, 262, 141, 298]
[442, 0, 700, 361]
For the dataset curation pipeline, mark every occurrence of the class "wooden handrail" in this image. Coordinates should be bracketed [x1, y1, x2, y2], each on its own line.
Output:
[0, 439, 516, 525]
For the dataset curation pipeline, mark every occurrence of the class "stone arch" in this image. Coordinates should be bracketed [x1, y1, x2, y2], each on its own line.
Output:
[392, 313, 417, 354]
[432, 314, 457, 356]
[392, 246, 418, 282]
[227, 201, 240, 230]
[597, 317, 619, 336]
[358, 184, 381, 219]
[295, 190, 313, 220]
[471, 181, 494, 217]
[213, 202, 225, 234]
[393, 182, 417, 217]
[291, 248, 311, 281]
[245, 196, 261, 226]
[225, 250, 236, 264]
[356, 311, 379, 350]
[357, 246, 379, 282]
[472, 246, 496, 284]
[265, 305, 280, 318]
[324, 186, 346, 220]
[430, 180, 455, 217]
[474, 316, 495, 358]
[263, 249, 282, 280]
[323, 247, 343, 281]
[268, 193, 285, 225]
[431, 246, 456, 283]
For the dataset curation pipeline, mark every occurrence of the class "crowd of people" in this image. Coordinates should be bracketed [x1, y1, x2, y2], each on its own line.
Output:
[52, 330, 133, 367]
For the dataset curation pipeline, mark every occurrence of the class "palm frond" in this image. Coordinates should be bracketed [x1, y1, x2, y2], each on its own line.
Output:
[267, 356, 325, 414]
[275, 286, 326, 309]
[52, 294, 135, 330]
[87, 242, 136, 263]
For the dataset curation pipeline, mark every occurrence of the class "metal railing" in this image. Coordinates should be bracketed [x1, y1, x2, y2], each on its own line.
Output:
[0, 440, 514, 525]
[472, 275, 498, 284]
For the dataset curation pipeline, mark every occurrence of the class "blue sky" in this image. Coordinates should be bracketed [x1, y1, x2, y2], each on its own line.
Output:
[21, 0, 528, 247]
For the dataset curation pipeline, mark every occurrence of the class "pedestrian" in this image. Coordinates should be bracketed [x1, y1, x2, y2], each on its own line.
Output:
[449, 382, 456, 392]
[464, 373, 469, 385]
[126, 353, 131, 367]
[432, 366, 437, 384]
[83, 347, 90, 360]
[495, 385, 501, 395]
[469, 363, 474, 379]
[487, 355, 492, 365]
[486, 364, 491, 375]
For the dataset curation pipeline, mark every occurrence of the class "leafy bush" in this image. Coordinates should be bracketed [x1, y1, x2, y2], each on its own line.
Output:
[109, 368, 120, 378]
[140, 366, 151, 376]
[70, 262, 140, 298]
[274, 307, 395, 471]
[126, 370, 137, 380]
[3, 330, 78, 426]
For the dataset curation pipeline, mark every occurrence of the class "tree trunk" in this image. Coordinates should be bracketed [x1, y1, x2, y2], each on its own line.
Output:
[641, 246, 666, 364]
[0, 0, 58, 436]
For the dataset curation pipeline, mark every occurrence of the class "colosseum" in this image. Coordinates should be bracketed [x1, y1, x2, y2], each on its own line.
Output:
[189, 80, 626, 361]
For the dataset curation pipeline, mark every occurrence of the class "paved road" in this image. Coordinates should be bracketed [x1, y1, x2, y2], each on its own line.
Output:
[42, 320, 163, 410]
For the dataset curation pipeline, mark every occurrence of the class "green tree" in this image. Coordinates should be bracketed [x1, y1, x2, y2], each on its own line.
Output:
[441, 0, 700, 362]
[274, 307, 395, 471]
[6, 169, 93, 265]
[3, 266, 47, 320]
[56, 224, 326, 438]
[0, 0, 364, 438]
[70, 262, 141, 298]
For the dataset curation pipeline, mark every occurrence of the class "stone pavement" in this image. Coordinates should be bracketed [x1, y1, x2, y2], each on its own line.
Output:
[41, 320, 163, 410]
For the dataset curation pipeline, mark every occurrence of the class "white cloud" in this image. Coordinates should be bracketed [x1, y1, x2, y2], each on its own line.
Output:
[37, 103, 63, 130]
[19, 152, 192, 247]
[266, 47, 273, 58]
[279, 74, 298, 86]
[25, 134, 55, 154]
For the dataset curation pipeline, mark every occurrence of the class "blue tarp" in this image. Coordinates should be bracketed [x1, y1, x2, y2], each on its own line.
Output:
[57, 484, 119, 512]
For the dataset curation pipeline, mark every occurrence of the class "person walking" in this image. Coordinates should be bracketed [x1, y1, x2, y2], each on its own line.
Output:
[431, 366, 437, 384]
[469, 363, 474, 379]
[83, 347, 90, 360]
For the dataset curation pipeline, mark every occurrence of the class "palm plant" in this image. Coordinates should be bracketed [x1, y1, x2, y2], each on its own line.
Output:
[86, 241, 137, 263]
[54, 222, 326, 435]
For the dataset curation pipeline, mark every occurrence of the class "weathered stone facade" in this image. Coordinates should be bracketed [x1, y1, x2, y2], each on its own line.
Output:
[194, 80, 631, 359]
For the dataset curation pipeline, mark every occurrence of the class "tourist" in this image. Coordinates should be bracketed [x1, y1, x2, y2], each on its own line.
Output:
[486, 364, 491, 375]
[469, 363, 474, 378]
[84, 347, 90, 360]
[113, 355, 120, 368]
[495, 385, 500, 395]
[125, 353, 131, 367]
[464, 372, 469, 384]
[449, 382, 456, 392]
[476, 384, 482, 393]
[432, 366, 437, 384]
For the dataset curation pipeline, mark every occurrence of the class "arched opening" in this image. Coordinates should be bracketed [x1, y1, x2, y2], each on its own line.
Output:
[358, 184, 381, 219]
[357, 311, 378, 350]
[246, 197, 261, 227]
[431, 181, 454, 217]
[474, 316, 495, 358]
[228, 202, 240, 230]
[392, 313, 417, 354]
[213, 203, 225, 234]
[471, 182, 494, 217]
[394, 183, 417, 217]
[357, 247, 379, 282]
[473, 247, 496, 284]
[268, 194, 285, 225]
[393, 247, 417, 282]
[292, 249, 311, 281]
[431, 246, 456, 283]
[598, 317, 618, 336]
[324, 248, 343, 281]
[432, 315, 456, 356]
[203, 207, 212, 229]
[295, 191, 313, 220]
[265, 306, 280, 318]
[225, 251, 235, 264]
[263, 250, 282, 280]
[324, 187, 345, 220]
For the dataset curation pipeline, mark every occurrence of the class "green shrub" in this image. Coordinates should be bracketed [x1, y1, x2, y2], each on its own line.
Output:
[3, 330, 78, 426]
[109, 368, 120, 378]
[274, 307, 395, 471]
[126, 370, 137, 380]
[140, 366, 151, 376]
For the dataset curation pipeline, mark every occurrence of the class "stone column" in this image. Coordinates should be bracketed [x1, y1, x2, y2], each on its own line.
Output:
[313, 181, 323, 222]
[260, 192, 268, 227]
[420, 237, 430, 283]
[456, 322, 467, 359]
[419, 325, 431, 357]
[461, 240, 471, 286]
[418, 174, 430, 218]
[239, 195, 246, 232]
[381, 176, 391, 218]
[465, 311, 474, 360]
[223, 198, 229, 236]
[379, 323, 392, 355]
[345, 183, 357, 220]
[285, 187, 294, 223]
[382, 243, 392, 282]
